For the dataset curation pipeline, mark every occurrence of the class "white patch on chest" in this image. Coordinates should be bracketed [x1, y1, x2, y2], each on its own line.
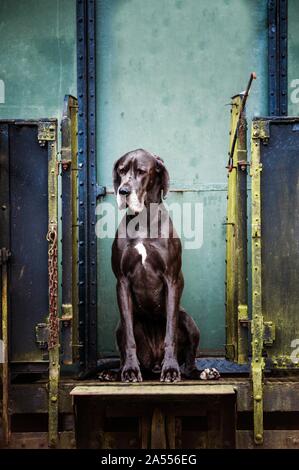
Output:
[135, 242, 147, 265]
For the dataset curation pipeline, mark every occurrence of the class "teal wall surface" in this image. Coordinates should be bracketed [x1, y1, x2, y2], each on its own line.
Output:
[0, 0, 76, 120]
[96, 0, 268, 355]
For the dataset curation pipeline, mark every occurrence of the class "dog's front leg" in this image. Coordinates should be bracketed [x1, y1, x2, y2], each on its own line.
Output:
[161, 279, 181, 382]
[117, 277, 142, 382]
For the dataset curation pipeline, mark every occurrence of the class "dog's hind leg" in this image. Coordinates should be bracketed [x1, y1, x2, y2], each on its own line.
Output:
[178, 308, 200, 378]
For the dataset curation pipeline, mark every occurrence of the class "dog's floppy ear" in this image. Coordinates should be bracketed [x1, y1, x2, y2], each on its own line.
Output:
[155, 155, 169, 199]
[112, 159, 121, 195]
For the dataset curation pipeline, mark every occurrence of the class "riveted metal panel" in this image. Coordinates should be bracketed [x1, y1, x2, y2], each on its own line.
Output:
[77, 0, 97, 373]
[259, 117, 299, 368]
[9, 122, 49, 363]
[288, 0, 299, 116]
[268, 0, 288, 116]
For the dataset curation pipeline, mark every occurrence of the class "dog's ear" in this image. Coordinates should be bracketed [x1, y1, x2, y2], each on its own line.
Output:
[112, 160, 121, 195]
[155, 156, 169, 199]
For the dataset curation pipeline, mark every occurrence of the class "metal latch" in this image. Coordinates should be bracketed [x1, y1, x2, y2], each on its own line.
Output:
[61, 303, 73, 365]
[263, 321, 275, 346]
[38, 121, 56, 146]
[35, 322, 49, 349]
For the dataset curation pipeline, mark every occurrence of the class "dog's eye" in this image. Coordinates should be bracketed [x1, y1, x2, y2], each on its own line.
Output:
[119, 168, 126, 176]
[137, 169, 146, 176]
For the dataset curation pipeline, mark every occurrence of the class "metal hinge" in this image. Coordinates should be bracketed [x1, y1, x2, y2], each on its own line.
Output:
[38, 121, 56, 146]
[252, 120, 270, 142]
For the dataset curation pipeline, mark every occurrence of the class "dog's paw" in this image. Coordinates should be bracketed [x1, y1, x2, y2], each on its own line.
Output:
[200, 368, 220, 380]
[160, 359, 181, 383]
[121, 362, 143, 383]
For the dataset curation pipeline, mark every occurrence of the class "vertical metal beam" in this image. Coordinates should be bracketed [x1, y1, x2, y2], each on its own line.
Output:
[77, 0, 97, 374]
[268, 0, 288, 116]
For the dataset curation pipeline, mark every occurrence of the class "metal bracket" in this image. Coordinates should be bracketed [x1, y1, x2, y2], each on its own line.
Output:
[237, 304, 249, 364]
[263, 321, 276, 346]
[38, 121, 56, 146]
[61, 303, 73, 365]
[35, 322, 49, 350]
[252, 120, 270, 141]
[96, 184, 106, 198]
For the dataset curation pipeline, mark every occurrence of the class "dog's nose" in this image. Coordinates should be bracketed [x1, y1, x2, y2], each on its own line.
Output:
[119, 186, 131, 196]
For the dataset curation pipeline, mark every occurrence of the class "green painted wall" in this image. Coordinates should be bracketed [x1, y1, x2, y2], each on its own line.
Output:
[288, 0, 299, 116]
[0, 0, 76, 120]
[96, 0, 268, 355]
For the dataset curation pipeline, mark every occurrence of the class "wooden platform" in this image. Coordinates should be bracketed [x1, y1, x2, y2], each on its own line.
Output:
[70, 381, 236, 398]
[3, 377, 299, 449]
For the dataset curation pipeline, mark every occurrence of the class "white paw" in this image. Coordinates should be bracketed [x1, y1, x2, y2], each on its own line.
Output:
[200, 367, 220, 380]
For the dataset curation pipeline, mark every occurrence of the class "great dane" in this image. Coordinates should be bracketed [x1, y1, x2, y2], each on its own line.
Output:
[112, 148, 200, 382]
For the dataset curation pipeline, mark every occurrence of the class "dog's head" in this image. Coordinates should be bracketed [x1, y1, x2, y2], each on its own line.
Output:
[112, 149, 169, 213]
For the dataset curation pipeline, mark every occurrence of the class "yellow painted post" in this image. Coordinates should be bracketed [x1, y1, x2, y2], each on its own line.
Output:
[250, 119, 269, 445]
[225, 95, 248, 363]
[38, 121, 60, 448]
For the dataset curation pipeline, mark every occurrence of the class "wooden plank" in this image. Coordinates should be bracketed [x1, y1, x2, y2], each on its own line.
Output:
[70, 383, 235, 397]
[237, 430, 299, 449]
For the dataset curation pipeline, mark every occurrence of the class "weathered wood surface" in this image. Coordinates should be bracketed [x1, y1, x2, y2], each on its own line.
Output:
[70, 382, 236, 397]
[237, 430, 299, 449]
[9, 378, 299, 414]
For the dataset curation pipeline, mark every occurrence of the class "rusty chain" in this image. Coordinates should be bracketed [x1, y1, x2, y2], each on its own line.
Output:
[46, 224, 59, 349]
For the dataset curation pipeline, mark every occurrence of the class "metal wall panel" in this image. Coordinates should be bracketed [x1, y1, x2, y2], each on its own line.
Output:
[288, 0, 299, 116]
[9, 123, 49, 363]
[260, 118, 299, 367]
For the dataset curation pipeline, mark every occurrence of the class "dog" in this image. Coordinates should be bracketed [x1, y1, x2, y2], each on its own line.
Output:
[112, 149, 200, 382]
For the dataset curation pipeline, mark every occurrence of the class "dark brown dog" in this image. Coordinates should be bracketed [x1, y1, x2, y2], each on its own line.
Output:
[112, 149, 200, 382]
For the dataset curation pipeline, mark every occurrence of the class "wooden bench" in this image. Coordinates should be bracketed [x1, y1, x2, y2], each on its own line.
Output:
[71, 382, 236, 449]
